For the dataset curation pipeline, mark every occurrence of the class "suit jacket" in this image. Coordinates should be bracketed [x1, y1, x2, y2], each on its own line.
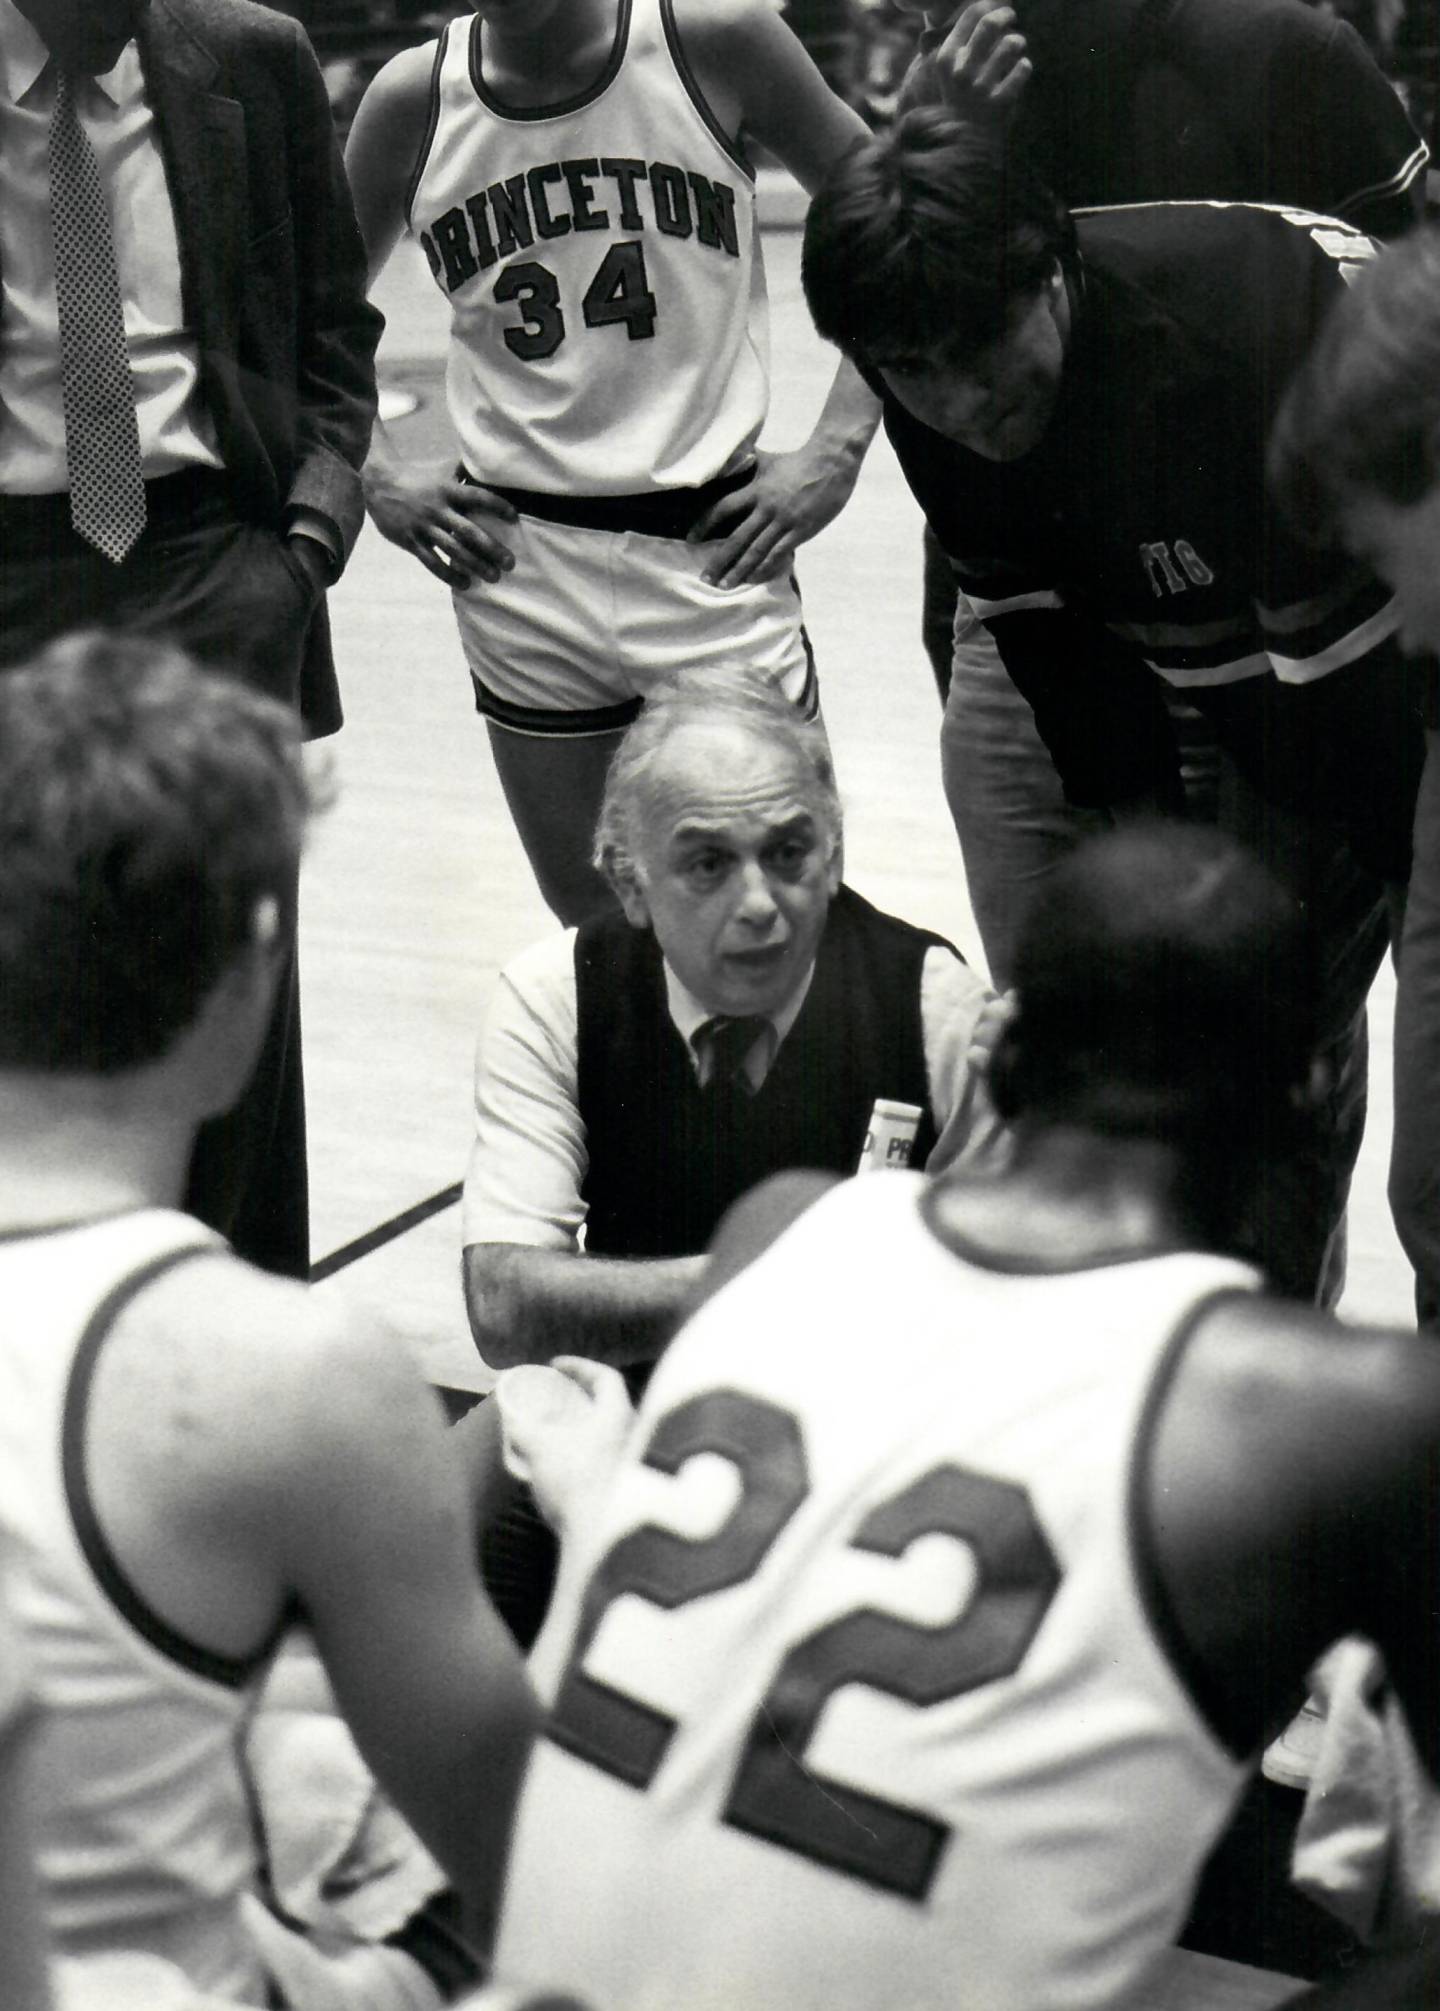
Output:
[136, 0, 383, 731]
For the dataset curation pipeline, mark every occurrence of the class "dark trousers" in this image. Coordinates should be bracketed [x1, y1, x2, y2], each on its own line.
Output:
[0, 470, 321, 1276]
[934, 562, 1415, 1304]
[1392, 728, 1440, 1329]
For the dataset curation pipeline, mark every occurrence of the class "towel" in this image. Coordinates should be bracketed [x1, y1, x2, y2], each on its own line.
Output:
[1290, 1636, 1440, 1944]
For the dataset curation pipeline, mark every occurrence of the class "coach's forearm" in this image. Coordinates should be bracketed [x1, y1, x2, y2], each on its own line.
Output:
[464, 1243, 706, 1372]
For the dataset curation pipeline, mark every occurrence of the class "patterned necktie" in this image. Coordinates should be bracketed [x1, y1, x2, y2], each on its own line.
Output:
[48, 66, 147, 563]
[694, 1015, 769, 1096]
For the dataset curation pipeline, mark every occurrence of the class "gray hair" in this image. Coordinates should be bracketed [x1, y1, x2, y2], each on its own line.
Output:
[593, 665, 842, 892]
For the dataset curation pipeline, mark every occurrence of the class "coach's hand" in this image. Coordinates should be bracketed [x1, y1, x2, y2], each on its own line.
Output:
[495, 1357, 634, 1537]
[926, 2, 1032, 124]
[363, 456, 518, 590]
[692, 445, 860, 590]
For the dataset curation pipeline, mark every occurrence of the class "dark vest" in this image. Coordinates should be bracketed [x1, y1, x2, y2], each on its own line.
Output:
[575, 886, 948, 1260]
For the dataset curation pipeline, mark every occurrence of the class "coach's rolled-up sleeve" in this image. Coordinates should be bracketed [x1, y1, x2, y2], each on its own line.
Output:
[921, 947, 1013, 1178]
[462, 932, 590, 1251]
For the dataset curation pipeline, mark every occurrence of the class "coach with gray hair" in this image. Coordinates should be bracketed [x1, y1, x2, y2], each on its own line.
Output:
[462, 664, 1007, 1380]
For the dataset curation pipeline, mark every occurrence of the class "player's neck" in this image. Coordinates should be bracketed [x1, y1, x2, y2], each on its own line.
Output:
[479, 0, 617, 102]
[0, 1075, 191, 1230]
[929, 1128, 1204, 1269]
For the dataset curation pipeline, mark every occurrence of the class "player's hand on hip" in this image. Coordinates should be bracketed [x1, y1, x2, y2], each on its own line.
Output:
[693, 446, 858, 590]
[494, 1358, 634, 1536]
[929, 2, 1032, 124]
[363, 458, 518, 589]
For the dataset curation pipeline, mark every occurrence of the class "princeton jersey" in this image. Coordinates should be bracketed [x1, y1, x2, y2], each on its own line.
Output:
[498, 1175, 1256, 2011]
[408, 0, 768, 495]
[0, 1211, 270, 2002]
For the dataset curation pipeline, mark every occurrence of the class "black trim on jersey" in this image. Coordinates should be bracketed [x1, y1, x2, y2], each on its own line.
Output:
[468, 0, 633, 122]
[471, 676, 645, 738]
[658, 0, 754, 180]
[61, 1245, 284, 1692]
[1126, 1287, 1258, 1763]
[402, 24, 449, 229]
[473, 640, 817, 737]
[919, 1185, 1195, 1277]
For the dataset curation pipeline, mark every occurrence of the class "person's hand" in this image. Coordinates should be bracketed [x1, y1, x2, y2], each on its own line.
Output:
[925, 3, 1032, 127]
[363, 458, 519, 589]
[690, 446, 861, 590]
[283, 532, 332, 599]
[494, 1358, 635, 1537]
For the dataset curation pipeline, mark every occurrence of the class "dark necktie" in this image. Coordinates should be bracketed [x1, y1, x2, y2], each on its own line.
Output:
[48, 66, 147, 563]
[694, 1015, 769, 1096]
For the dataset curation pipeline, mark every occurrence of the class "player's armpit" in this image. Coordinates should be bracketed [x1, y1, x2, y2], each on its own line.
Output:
[671, 0, 872, 196]
[344, 44, 440, 280]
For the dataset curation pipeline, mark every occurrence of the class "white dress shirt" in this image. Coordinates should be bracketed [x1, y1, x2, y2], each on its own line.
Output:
[463, 922, 1010, 1250]
[0, 0, 221, 492]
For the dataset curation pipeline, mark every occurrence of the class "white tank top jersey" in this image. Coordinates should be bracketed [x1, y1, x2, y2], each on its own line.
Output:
[497, 1174, 1257, 2011]
[407, 0, 769, 496]
[0, 1210, 272, 2003]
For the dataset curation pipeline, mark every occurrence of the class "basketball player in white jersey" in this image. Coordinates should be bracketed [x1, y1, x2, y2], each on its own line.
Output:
[0, 634, 537, 2004]
[495, 822, 1440, 2011]
[344, 0, 881, 921]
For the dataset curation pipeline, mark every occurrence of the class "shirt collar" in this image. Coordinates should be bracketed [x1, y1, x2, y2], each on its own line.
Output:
[0, 0, 140, 108]
[664, 957, 816, 1081]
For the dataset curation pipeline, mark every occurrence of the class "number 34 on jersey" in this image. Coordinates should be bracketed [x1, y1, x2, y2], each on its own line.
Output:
[418, 152, 744, 361]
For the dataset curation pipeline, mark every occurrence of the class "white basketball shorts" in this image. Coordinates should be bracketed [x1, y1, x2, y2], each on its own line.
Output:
[453, 510, 817, 737]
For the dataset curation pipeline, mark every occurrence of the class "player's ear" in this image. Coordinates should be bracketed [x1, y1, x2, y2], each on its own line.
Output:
[614, 865, 652, 930]
[824, 833, 843, 896]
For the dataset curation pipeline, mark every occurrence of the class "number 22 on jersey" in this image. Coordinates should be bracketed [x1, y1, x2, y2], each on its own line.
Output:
[546, 1390, 1061, 1900]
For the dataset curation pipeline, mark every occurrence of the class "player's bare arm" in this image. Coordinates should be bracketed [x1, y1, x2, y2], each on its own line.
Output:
[1145, 1296, 1440, 1782]
[464, 1242, 706, 1372]
[344, 48, 519, 590]
[89, 1260, 539, 1950]
[673, 0, 882, 588]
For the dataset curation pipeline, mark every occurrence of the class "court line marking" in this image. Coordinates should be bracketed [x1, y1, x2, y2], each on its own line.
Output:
[310, 1181, 462, 1283]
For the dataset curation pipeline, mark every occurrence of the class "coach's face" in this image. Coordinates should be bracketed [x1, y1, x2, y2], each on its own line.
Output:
[877, 263, 1068, 462]
[619, 721, 842, 1020]
[1340, 484, 1440, 659]
[17, 0, 147, 72]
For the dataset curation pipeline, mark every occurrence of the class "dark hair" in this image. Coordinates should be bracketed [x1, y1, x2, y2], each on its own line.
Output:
[0, 631, 314, 1074]
[802, 107, 1072, 367]
[1269, 228, 1440, 543]
[989, 823, 1319, 1243]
